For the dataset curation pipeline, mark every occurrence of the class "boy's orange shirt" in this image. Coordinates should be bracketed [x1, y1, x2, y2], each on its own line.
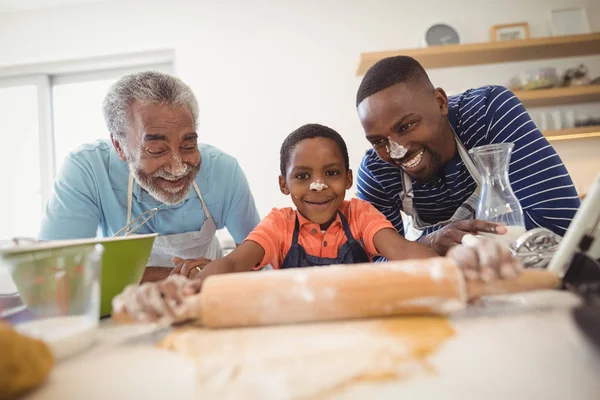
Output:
[244, 198, 394, 269]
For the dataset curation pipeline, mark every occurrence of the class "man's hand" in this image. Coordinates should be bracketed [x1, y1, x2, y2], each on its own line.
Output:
[419, 220, 507, 255]
[140, 267, 171, 284]
[447, 235, 520, 283]
[170, 256, 212, 279]
[112, 275, 189, 324]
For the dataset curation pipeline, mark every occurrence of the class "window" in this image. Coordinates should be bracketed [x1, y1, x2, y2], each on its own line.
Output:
[0, 52, 173, 240]
[52, 78, 116, 174]
[51, 66, 172, 174]
[0, 83, 41, 240]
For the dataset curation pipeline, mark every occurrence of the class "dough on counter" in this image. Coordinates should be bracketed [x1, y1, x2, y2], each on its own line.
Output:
[160, 317, 454, 399]
[0, 321, 55, 400]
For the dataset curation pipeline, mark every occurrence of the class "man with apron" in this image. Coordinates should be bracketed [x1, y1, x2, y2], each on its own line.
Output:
[40, 71, 261, 281]
[354, 56, 580, 256]
[124, 175, 224, 282]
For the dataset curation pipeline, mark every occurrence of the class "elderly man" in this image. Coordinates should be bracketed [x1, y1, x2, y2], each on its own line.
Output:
[356, 56, 580, 256]
[39, 71, 260, 282]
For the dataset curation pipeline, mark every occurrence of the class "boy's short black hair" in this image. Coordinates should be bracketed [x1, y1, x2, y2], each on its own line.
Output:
[356, 55, 432, 107]
[280, 124, 349, 177]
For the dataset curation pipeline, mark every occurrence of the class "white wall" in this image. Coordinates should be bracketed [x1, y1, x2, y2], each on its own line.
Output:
[1, 0, 599, 226]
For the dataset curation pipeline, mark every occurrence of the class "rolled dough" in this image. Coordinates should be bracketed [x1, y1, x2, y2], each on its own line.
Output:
[159, 317, 454, 399]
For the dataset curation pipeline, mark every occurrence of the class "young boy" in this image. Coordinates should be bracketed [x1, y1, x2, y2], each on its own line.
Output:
[113, 124, 519, 322]
[195, 123, 436, 274]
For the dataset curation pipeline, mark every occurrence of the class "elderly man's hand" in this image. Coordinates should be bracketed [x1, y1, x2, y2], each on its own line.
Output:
[112, 275, 189, 324]
[170, 256, 212, 279]
[447, 235, 521, 283]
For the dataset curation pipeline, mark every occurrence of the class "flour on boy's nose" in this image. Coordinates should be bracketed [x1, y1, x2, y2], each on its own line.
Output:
[309, 180, 328, 191]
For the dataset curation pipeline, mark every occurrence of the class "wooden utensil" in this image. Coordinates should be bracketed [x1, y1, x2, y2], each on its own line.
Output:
[112, 257, 560, 329]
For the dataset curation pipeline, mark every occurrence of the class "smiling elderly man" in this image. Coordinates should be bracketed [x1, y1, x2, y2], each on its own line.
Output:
[39, 71, 260, 282]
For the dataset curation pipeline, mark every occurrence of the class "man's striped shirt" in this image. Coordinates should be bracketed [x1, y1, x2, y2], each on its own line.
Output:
[357, 85, 580, 240]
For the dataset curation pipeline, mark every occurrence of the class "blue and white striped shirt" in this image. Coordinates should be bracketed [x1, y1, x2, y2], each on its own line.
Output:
[357, 85, 580, 239]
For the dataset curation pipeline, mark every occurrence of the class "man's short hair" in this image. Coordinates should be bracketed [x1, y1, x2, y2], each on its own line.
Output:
[356, 55, 432, 107]
[103, 71, 199, 142]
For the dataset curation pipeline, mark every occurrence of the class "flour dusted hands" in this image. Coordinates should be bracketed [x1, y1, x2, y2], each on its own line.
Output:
[447, 234, 521, 283]
[420, 220, 507, 255]
[112, 275, 191, 324]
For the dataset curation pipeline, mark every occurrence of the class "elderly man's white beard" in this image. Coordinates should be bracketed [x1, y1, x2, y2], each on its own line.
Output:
[126, 155, 200, 205]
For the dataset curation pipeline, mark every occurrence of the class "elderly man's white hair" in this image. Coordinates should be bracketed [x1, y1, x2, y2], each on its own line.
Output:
[102, 71, 199, 142]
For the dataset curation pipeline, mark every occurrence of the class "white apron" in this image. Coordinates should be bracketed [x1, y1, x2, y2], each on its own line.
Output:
[127, 175, 224, 268]
[400, 135, 482, 238]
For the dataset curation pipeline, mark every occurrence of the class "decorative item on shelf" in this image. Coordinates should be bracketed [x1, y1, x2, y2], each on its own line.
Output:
[423, 23, 460, 47]
[550, 111, 563, 131]
[564, 110, 576, 129]
[508, 67, 558, 91]
[536, 111, 563, 131]
[550, 7, 591, 36]
[574, 115, 600, 128]
[534, 111, 600, 133]
[537, 112, 549, 131]
[490, 22, 530, 42]
[561, 64, 592, 87]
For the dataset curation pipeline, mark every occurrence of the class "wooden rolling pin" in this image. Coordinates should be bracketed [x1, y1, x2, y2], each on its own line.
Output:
[112, 257, 560, 329]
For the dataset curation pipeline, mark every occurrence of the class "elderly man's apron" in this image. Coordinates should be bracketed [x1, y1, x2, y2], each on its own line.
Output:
[400, 136, 482, 239]
[127, 175, 224, 267]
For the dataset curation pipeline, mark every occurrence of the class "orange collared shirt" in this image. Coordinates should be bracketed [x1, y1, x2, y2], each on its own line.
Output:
[244, 198, 394, 269]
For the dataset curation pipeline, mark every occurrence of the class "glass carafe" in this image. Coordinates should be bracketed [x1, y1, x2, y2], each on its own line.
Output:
[469, 143, 526, 246]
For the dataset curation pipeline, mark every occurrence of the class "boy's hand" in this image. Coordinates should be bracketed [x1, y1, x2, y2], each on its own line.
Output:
[447, 235, 520, 282]
[183, 279, 204, 296]
[112, 275, 189, 324]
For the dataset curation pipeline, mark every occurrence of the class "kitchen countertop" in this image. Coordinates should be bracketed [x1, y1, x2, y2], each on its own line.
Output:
[25, 290, 600, 400]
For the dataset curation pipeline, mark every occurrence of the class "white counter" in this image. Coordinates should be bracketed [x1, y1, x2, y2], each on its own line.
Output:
[25, 291, 600, 400]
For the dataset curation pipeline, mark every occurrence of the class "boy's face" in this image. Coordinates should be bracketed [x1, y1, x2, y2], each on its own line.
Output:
[279, 137, 352, 228]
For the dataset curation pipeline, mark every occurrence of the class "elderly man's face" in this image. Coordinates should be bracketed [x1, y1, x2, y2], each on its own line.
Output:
[113, 102, 201, 205]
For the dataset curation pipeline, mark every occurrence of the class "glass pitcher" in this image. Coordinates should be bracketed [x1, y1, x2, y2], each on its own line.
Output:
[469, 143, 526, 246]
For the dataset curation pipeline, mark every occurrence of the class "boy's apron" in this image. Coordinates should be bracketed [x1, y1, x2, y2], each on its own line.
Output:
[281, 211, 370, 268]
[127, 175, 223, 268]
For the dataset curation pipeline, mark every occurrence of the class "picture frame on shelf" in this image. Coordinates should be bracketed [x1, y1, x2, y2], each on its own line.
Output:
[490, 22, 531, 42]
[550, 7, 591, 36]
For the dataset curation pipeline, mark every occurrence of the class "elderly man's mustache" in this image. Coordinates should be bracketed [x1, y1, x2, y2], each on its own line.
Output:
[152, 166, 192, 181]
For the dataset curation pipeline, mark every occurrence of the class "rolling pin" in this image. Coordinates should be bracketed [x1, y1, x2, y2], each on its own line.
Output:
[112, 257, 561, 329]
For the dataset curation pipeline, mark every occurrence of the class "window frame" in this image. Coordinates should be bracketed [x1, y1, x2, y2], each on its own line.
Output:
[0, 50, 174, 229]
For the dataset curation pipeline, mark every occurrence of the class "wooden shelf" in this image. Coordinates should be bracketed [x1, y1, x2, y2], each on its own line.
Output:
[543, 126, 600, 142]
[515, 85, 600, 108]
[357, 33, 600, 75]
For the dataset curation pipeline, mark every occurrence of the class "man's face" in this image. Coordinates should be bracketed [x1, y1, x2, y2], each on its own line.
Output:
[279, 138, 352, 229]
[112, 102, 201, 205]
[358, 83, 450, 182]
